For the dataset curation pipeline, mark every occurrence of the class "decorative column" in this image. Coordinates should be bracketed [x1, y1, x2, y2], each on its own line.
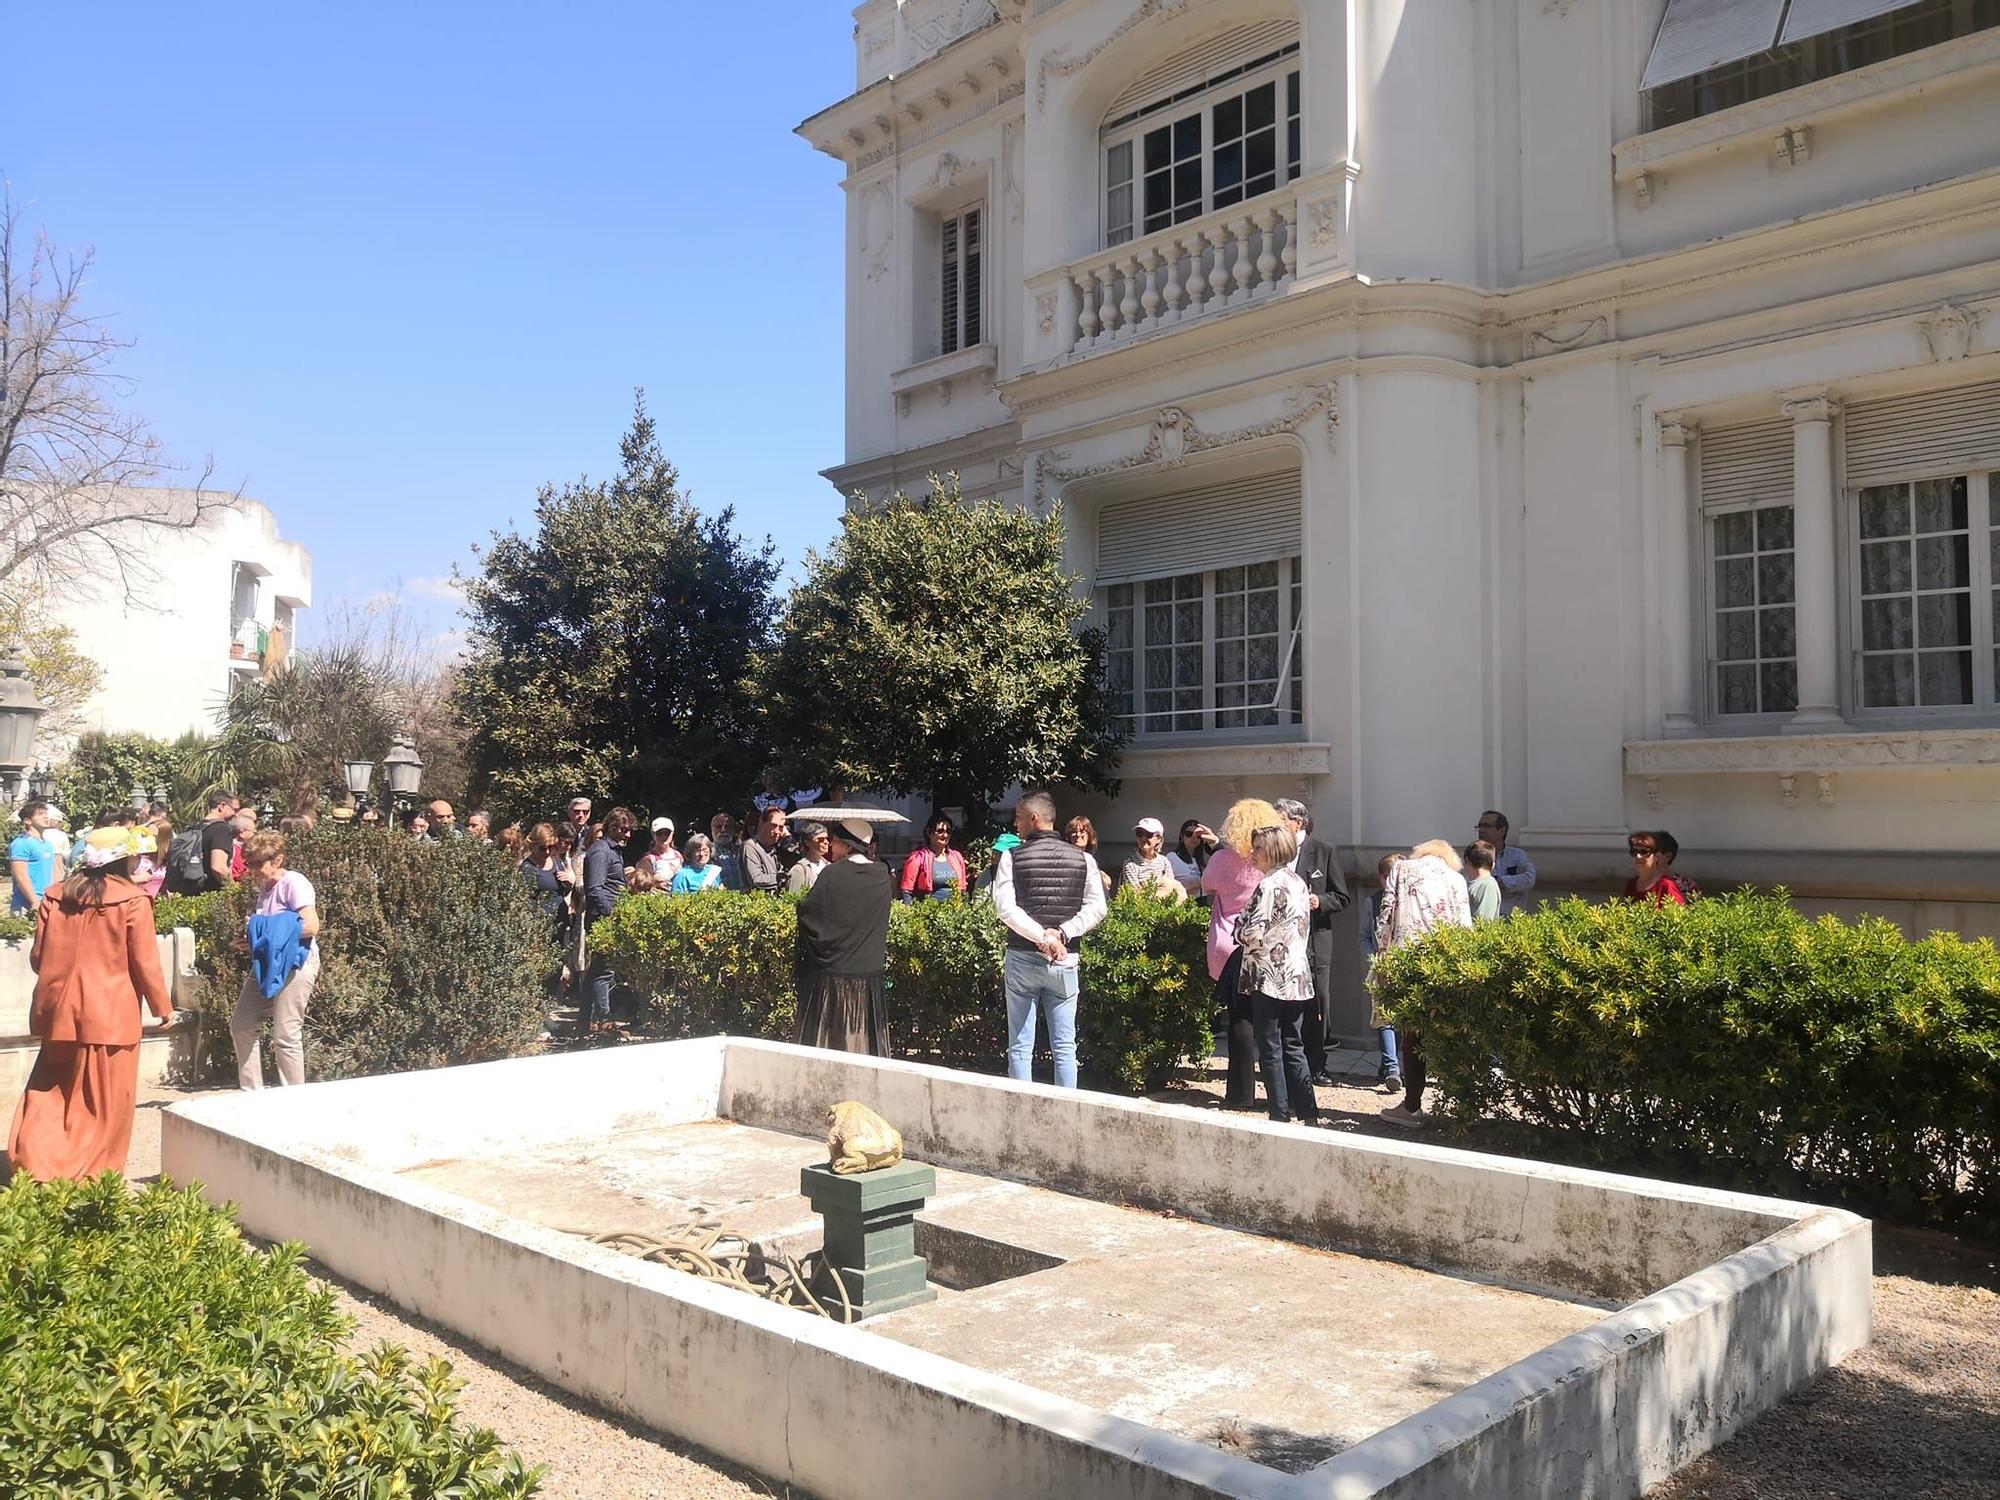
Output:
[1658, 415, 1698, 737]
[1781, 391, 1843, 732]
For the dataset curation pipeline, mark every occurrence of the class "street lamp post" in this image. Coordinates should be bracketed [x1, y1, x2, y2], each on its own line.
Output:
[382, 735, 424, 815]
[0, 656, 47, 810]
[341, 756, 375, 806]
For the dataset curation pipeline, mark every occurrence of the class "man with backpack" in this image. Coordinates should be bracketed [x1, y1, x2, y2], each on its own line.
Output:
[166, 791, 240, 894]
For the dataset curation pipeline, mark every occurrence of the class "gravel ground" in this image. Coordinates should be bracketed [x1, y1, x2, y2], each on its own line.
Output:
[125, 1073, 1997, 1500]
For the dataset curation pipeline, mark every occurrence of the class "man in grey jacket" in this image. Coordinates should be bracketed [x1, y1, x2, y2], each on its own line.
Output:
[990, 791, 1107, 1088]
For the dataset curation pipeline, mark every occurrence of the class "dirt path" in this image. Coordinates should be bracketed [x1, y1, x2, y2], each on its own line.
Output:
[128, 1077, 1997, 1500]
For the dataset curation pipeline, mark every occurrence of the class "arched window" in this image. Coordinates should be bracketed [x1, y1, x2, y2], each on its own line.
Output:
[1100, 21, 1302, 247]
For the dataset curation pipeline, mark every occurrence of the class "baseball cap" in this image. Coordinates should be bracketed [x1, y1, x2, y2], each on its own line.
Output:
[1133, 816, 1165, 837]
[651, 816, 675, 833]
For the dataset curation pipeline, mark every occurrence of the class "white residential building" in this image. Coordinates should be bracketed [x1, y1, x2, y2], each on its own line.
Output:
[42, 491, 312, 749]
[800, 0, 2000, 1029]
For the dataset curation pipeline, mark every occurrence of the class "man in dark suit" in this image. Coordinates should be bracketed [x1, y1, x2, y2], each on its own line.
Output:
[1274, 797, 1351, 1084]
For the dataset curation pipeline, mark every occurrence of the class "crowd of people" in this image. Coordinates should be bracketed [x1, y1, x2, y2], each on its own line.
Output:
[4, 764, 1700, 1182]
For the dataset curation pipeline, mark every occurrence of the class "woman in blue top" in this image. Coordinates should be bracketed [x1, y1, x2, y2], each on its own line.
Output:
[671, 834, 725, 894]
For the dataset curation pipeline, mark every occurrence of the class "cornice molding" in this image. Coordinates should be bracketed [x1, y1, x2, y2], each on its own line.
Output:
[1119, 740, 1333, 780]
[1625, 728, 2000, 775]
[1033, 383, 1335, 503]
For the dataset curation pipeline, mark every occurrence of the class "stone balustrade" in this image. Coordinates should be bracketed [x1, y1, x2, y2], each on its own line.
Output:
[1057, 196, 1298, 355]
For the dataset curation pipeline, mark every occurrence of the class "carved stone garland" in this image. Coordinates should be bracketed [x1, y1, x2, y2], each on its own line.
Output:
[1037, 0, 1192, 110]
[1032, 382, 1337, 505]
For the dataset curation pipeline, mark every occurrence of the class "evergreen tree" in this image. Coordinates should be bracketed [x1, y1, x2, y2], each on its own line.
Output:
[756, 476, 1124, 823]
[454, 395, 778, 822]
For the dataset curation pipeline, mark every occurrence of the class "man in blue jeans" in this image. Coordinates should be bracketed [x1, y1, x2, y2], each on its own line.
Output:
[990, 791, 1107, 1088]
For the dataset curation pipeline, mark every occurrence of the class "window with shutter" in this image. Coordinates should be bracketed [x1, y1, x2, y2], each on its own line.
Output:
[1643, 0, 1996, 129]
[939, 204, 983, 357]
[1094, 467, 1304, 737]
[1701, 421, 1800, 719]
[1100, 29, 1301, 249]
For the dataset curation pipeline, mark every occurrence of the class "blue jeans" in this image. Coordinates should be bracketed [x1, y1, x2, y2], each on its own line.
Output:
[1004, 948, 1079, 1088]
[1378, 1025, 1402, 1081]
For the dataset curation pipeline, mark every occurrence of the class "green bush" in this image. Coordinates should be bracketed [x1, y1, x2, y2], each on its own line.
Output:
[592, 886, 1214, 1092]
[188, 829, 558, 1083]
[0, 912, 31, 943]
[150, 889, 220, 937]
[1370, 891, 2000, 1230]
[0, 1173, 539, 1497]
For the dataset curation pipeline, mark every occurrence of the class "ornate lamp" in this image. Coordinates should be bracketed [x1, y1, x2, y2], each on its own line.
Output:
[342, 756, 376, 800]
[0, 656, 46, 806]
[382, 735, 424, 802]
[28, 766, 57, 802]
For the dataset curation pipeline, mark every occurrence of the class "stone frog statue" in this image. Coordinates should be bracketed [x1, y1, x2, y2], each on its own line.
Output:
[826, 1100, 903, 1175]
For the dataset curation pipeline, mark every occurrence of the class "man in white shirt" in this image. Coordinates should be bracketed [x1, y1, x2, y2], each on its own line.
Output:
[990, 790, 1108, 1088]
[1476, 810, 1536, 913]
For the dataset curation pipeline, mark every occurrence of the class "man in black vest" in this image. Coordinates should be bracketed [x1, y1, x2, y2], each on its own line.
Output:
[991, 790, 1108, 1088]
[1274, 797, 1351, 1085]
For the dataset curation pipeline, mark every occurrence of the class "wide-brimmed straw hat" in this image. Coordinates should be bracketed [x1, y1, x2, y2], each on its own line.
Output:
[79, 826, 153, 869]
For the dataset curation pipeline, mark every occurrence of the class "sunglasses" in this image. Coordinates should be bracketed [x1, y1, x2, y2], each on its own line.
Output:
[1628, 846, 1659, 857]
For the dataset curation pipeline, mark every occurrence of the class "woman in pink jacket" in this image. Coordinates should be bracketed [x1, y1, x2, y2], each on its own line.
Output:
[1202, 797, 1281, 1110]
[899, 814, 970, 902]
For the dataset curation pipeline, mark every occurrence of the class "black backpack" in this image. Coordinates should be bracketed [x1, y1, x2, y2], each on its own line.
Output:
[165, 828, 207, 891]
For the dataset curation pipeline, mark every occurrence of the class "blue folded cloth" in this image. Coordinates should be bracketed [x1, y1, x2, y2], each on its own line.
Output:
[247, 911, 309, 999]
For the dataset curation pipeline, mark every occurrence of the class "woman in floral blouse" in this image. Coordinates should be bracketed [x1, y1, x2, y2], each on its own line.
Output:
[1233, 822, 1319, 1126]
[1373, 838, 1473, 1129]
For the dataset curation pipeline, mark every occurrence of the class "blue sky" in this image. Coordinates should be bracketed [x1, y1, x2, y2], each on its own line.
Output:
[3, 4, 855, 651]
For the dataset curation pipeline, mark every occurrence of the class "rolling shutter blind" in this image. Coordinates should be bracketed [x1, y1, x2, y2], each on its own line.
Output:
[1641, 0, 1787, 91]
[1105, 20, 1301, 121]
[1844, 380, 2000, 487]
[1700, 419, 1793, 509]
[1096, 468, 1301, 584]
[1778, 0, 1908, 45]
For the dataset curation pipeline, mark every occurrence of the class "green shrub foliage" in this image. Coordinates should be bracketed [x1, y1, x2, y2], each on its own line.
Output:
[0, 1174, 540, 1497]
[1369, 891, 2000, 1229]
[189, 829, 557, 1082]
[591, 887, 1213, 1092]
[0, 912, 30, 943]
[150, 890, 220, 937]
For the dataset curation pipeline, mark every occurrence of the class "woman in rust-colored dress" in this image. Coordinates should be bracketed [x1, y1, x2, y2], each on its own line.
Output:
[5, 827, 173, 1181]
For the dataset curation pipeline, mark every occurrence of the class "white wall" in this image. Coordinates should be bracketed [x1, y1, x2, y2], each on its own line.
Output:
[41, 492, 311, 751]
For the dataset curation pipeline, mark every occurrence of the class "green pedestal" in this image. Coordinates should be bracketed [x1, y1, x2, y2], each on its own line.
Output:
[800, 1159, 938, 1320]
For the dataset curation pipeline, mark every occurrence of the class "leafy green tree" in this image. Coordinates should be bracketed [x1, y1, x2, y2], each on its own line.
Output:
[453, 395, 779, 821]
[206, 643, 395, 816]
[51, 731, 186, 822]
[756, 476, 1124, 821]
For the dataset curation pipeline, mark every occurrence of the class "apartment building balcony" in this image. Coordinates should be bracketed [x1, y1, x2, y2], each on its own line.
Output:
[1025, 164, 1353, 371]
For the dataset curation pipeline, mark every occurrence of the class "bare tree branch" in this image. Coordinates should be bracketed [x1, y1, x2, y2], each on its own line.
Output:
[0, 182, 243, 611]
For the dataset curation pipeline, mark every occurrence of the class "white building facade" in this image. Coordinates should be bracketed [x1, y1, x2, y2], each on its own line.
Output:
[801, 0, 2000, 1028]
[47, 492, 311, 748]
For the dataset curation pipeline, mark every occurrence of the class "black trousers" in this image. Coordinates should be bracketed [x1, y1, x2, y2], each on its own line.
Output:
[1303, 939, 1332, 1076]
[1252, 991, 1319, 1123]
[1402, 1032, 1428, 1112]
[1217, 948, 1258, 1105]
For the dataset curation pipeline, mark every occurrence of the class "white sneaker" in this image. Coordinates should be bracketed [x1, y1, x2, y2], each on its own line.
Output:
[1380, 1104, 1426, 1129]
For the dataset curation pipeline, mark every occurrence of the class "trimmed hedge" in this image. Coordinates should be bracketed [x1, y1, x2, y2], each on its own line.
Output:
[187, 829, 558, 1083]
[591, 887, 1214, 1092]
[151, 889, 222, 936]
[0, 1173, 540, 1497]
[1370, 891, 2000, 1230]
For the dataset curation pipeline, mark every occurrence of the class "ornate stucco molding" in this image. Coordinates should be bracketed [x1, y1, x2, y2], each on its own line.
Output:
[1036, 0, 1191, 110]
[1918, 302, 1984, 362]
[1624, 729, 2000, 775]
[1033, 383, 1337, 503]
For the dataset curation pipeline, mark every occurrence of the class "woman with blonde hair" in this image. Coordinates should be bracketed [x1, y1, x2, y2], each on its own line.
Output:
[1234, 821, 1319, 1125]
[6, 828, 174, 1179]
[1201, 796, 1282, 1109]
[1372, 837, 1472, 1128]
